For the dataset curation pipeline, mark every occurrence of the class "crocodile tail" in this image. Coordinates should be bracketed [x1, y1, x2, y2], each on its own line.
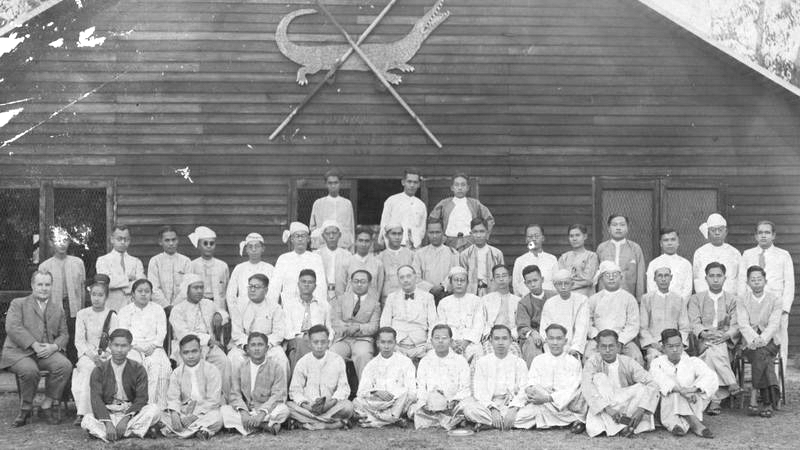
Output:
[275, 8, 318, 64]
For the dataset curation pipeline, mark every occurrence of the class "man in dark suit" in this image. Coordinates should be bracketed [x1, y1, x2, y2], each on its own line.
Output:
[331, 270, 381, 381]
[0, 270, 73, 426]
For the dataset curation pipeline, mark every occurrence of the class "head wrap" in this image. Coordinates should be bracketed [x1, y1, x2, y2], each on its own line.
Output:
[310, 220, 340, 241]
[383, 222, 403, 233]
[282, 222, 310, 244]
[239, 232, 265, 256]
[552, 269, 572, 282]
[593, 260, 622, 285]
[175, 273, 203, 304]
[699, 213, 727, 239]
[188, 226, 216, 248]
[448, 266, 468, 279]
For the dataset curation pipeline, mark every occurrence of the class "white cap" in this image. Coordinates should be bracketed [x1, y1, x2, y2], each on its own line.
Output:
[239, 232, 265, 256]
[699, 213, 727, 239]
[188, 226, 216, 248]
[282, 222, 310, 243]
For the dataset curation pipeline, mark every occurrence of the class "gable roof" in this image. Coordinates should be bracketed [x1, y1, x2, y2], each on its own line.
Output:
[636, 0, 800, 99]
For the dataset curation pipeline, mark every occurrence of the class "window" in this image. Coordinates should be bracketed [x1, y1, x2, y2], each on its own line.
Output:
[594, 177, 725, 261]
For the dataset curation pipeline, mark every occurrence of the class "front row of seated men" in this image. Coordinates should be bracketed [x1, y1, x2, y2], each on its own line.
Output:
[77, 323, 721, 441]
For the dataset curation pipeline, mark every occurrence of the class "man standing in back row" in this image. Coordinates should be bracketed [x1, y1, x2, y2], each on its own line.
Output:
[379, 168, 427, 250]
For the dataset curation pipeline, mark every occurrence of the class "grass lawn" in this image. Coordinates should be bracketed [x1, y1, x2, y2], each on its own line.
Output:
[2, 365, 798, 450]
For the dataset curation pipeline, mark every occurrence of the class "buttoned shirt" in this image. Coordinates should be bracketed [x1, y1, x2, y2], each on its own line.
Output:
[473, 353, 528, 408]
[511, 351, 582, 409]
[446, 197, 473, 237]
[646, 253, 693, 300]
[289, 351, 350, 404]
[96, 251, 144, 295]
[188, 257, 229, 312]
[558, 250, 600, 298]
[170, 298, 224, 348]
[416, 351, 471, 403]
[309, 195, 355, 250]
[111, 360, 129, 403]
[587, 289, 640, 345]
[481, 291, 520, 339]
[266, 251, 327, 305]
[226, 260, 275, 307]
[117, 301, 167, 349]
[147, 252, 191, 307]
[693, 243, 741, 295]
[412, 244, 460, 292]
[737, 290, 783, 345]
[230, 300, 286, 349]
[357, 352, 416, 399]
[437, 293, 484, 343]
[650, 354, 718, 398]
[185, 363, 202, 400]
[249, 359, 267, 394]
[39, 255, 85, 317]
[378, 247, 415, 298]
[341, 253, 384, 296]
[540, 292, 590, 354]
[314, 247, 351, 292]
[638, 291, 690, 348]
[739, 245, 795, 312]
[379, 192, 427, 248]
[283, 296, 331, 339]
[380, 288, 438, 346]
[513, 251, 559, 295]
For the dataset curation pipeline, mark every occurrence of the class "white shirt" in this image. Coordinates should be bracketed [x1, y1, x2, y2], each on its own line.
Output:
[416, 350, 471, 403]
[649, 354, 718, 398]
[512, 251, 559, 295]
[693, 243, 741, 295]
[481, 291, 520, 339]
[646, 253, 693, 300]
[445, 197, 473, 237]
[283, 296, 332, 339]
[512, 351, 582, 409]
[473, 353, 528, 408]
[357, 352, 416, 399]
[739, 245, 795, 312]
[612, 239, 627, 266]
[708, 291, 723, 327]
[266, 251, 327, 305]
[185, 363, 202, 400]
[227, 261, 275, 306]
[379, 192, 427, 248]
[117, 301, 167, 349]
[249, 359, 266, 393]
[607, 359, 621, 390]
[437, 293, 484, 343]
[540, 292, 590, 355]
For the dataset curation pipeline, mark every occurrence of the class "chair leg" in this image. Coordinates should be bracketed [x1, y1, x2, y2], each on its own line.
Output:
[778, 356, 786, 406]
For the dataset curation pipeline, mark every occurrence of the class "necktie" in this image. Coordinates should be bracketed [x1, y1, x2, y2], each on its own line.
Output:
[759, 248, 766, 268]
[404, 292, 414, 300]
[120, 252, 126, 274]
[352, 295, 361, 317]
[301, 301, 312, 332]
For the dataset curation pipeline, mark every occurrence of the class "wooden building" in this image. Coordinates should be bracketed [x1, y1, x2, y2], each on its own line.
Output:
[1, 0, 799, 354]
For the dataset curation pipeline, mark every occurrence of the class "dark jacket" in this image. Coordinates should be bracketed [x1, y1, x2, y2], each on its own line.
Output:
[0, 295, 69, 369]
[89, 358, 149, 420]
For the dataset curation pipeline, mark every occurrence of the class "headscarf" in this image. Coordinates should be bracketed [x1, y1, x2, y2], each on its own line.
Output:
[593, 260, 622, 285]
[310, 220, 340, 241]
[383, 222, 403, 233]
[282, 222, 310, 244]
[188, 226, 216, 248]
[699, 213, 727, 239]
[175, 273, 203, 305]
[239, 232, 265, 256]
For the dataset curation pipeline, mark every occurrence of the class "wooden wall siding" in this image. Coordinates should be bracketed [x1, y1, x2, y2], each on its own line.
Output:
[1, 0, 800, 350]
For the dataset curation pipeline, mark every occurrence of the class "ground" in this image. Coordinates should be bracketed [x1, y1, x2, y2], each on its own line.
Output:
[1, 365, 798, 450]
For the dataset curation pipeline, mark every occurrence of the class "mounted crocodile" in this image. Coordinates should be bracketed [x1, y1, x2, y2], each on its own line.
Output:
[275, 0, 450, 85]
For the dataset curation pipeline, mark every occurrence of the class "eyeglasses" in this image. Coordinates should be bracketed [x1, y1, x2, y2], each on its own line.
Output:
[247, 284, 265, 290]
[351, 279, 369, 285]
[664, 343, 684, 350]
[602, 272, 621, 279]
[554, 281, 572, 287]
[200, 241, 216, 247]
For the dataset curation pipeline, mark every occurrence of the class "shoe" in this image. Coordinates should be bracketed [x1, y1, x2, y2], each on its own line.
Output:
[670, 426, 687, 436]
[619, 426, 635, 438]
[699, 428, 714, 439]
[570, 422, 586, 434]
[40, 407, 61, 425]
[268, 423, 281, 435]
[145, 425, 161, 438]
[12, 410, 32, 427]
[395, 418, 410, 429]
[73, 415, 83, 427]
[196, 430, 211, 440]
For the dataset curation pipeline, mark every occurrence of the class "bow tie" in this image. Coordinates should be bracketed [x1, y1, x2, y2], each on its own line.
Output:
[404, 292, 415, 300]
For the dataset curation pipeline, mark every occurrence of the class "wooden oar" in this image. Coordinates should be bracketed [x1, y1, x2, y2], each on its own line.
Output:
[316, 0, 443, 148]
[269, 0, 398, 141]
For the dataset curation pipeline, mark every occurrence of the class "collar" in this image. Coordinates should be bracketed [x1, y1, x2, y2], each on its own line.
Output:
[301, 297, 318, 305]
[249, 359, 267, 370]
[452, 197, 467, 205]
[708, 291, 723, 301]
[612, 239, 627, 246]
[656, 290, 669, 298]
[111, 359, 127, 370]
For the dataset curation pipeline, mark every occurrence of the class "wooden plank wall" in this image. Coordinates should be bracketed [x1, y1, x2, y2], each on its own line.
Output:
[1, 0, 800, 351]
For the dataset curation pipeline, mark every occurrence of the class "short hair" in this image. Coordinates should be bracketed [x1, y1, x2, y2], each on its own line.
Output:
[567, 223, 587, 235]
[248, 273, 270, 287]
[109, 328, 133, 343]
[247, 331, 268, 345]
[491, 264, 508, 277]
[426, 218, 443, 227]
[299, 268, 317, 281]
[350, 269, 373, 282]
[522, 265, 542, 278]
[397, 264, 416, 275]
[324, 168, 342, 180]
[659, 227, 678, 238]
[525, 224, 544, 235]
[595, 329, 619, 342]
[179, 334, 201, 348]
[354, 226, 373, 238]
[544, 323, 568, 336]
[431, 323, 453, 338]
[451, 172, 469, 183]
[403, 167, 421, 178]
[30, 269, 53, 284]
[756, 220, 776, 233]
[470, 217, 488, 230]
[158, 225, 178, 239]
[606, 214, 628, 226]
[307, 324, 329, 338]
[660, 328, 682, 343]
[747, 265, 766, 278]
[490, 324, 512, 338]
[111, 223, 129, 233]
[131, 278, 153, 293]
[376, 326, 397, 340]
[704, 261, 727, 275]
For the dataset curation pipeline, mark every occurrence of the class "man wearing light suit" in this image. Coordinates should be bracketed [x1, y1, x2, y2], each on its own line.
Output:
[330, 270, 381, 380]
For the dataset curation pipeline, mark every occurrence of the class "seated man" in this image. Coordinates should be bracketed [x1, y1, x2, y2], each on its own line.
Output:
[462, 325, 528, 431]
[459, 218, 504, 296]
[379, 224, 415, 303]
[1, 270, 72, 426]
[516, 265, 557, 365]
[331, 270, 381, 381]
[353, 327, 417, 428]
[341, 226, 385, 296]
[169, 274, 231, 398]
[639, 267, 691, 367]
[687, 262, 741, 415]
[437, 266, 485, 364]
[160, 334, 224, 439]
[221, 332, 289, 435]
[380, 265, 438, 364]
[480, 264, 522, 357]
[582, 329, 658, 438]
[283, 269, 332, 374]
[585, 262, 643, 365]
[511, 324, 586, 432]
[650, 329, 716, 438]
[408, 324, 471, 430]
[81, 329, 161, 442]
[312, 220, 352, 301]
[412, 219, 459, 306]
[287, 325, 354, 430]
[540, 269, 589, 361]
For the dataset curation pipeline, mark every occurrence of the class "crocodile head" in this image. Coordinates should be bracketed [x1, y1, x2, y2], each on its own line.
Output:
[413, 0, 450, 39]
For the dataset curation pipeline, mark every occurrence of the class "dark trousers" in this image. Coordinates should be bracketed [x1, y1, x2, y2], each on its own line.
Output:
[9, 353, 72, 410]
[744, 340, 780, 389]
[62, 298, 78, 364]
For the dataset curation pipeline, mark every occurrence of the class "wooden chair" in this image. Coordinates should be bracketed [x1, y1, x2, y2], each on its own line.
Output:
[734, 352, 786, 409]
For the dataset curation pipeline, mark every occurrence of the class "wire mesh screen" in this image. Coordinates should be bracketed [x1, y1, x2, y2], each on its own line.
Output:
[296, 188, 351, 225]
[665, 189, 718, 260]
[53, 188, 107, 279]
[0, 189, 40, 291]
[601, 189, 655, 263]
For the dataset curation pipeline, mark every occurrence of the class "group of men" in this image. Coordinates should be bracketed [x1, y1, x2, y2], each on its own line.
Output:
[0, 167, 793, 442]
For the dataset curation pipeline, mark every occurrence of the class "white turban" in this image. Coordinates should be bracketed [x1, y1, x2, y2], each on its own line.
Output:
[188, 226, 216, 248]
[593, 260, 622, 285]
[310, 219, 340, 241]
[175, 273, 203, 305]
[552, 269, 572, 282]
[699, 213, 727, 239]
[384, 222, 403, 233]
[239, 232, 265, 256]
[282, 222, 309, 244]
[447, 266, 468, 280]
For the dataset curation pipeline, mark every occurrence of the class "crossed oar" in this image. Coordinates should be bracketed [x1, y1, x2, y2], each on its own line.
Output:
[269, 0, 442, 148]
